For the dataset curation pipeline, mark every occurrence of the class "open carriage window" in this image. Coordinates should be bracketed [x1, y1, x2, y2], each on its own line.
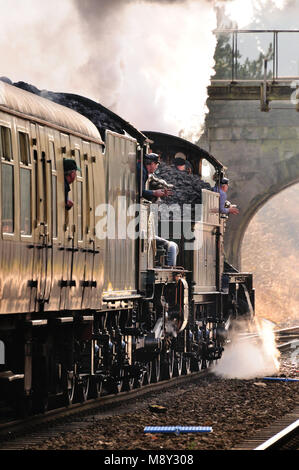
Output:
[18, 132, 31, 165]
[18, 132, 32, 235]
[0, 126, 12, 161]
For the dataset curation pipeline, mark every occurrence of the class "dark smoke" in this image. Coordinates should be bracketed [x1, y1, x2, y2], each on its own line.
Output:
[72, 0, 186, 25]
[7, 79, 137, 141]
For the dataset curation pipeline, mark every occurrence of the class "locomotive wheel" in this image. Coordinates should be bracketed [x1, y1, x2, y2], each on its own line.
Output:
[15, 394, 33, 418]
[150, 355, 161, 383]
[75, 375, 90, 403]
[133, 369, 145, 389]
[190, 357, 200, 372]
[121, 368, 134, 392]
[173, 352, 183, 377]
[63, 370, 75, 406]
[160, 350, 174, 380]
[182, 355, 191, 375]
[142, 361, 152, 385]
[111, 368, 125, 394]
[89, 376, 103, 399]
[33, 392, 49, 414]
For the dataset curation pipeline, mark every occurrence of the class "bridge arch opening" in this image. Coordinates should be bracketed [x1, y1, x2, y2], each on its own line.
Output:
[241, 183, 299, 327]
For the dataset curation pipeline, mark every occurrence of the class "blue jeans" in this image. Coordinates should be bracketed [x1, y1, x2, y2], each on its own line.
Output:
[156, 237, 178, 266]
[166, 241, 178, 266]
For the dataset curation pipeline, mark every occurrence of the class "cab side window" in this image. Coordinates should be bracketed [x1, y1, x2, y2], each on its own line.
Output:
[201, 158, 215, 187]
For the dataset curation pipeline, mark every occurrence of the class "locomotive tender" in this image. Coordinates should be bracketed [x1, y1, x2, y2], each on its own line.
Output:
[0, 81, 254, 415]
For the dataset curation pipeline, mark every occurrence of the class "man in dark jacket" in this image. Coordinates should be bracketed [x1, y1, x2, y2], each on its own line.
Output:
[137, 153, 172, 200]
[137, 153, 178, 266]
[213, 177, 239, 215]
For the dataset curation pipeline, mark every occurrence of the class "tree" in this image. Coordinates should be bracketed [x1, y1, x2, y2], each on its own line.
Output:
[213, 34, 273, 80]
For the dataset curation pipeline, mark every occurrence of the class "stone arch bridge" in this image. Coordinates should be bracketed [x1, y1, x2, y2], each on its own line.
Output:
[199, 97, 299, 269]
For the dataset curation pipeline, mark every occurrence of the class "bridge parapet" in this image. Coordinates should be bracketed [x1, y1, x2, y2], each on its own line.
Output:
[213, 29, 299, 111]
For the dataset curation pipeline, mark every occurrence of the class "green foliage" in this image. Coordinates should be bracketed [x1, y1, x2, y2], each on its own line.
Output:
[213, 34, 273, 80]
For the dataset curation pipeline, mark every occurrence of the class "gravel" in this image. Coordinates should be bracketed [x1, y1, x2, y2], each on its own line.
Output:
[24, 354, 298, 451]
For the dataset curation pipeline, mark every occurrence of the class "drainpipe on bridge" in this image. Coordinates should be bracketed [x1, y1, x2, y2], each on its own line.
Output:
[260, 59, 270, 112]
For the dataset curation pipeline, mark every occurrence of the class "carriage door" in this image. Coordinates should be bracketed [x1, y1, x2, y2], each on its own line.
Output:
[60, 133, 76, 311]
[81, 141, 96, 310]
[32, 125, 53, 307]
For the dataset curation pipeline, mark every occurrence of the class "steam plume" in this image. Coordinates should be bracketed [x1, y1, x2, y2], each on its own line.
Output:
[213, 318, 280, 379]
[72, 0, 219, 140]
[0, 0, 292, 140]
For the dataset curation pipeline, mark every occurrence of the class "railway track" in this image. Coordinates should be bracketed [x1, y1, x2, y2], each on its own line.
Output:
[238, 325, 299, 351]
[0, 325, 297, 450]
[232, 407, 299, 450]
[232, 326, 298, 451]
[0, 368, 210, 449]
[275, 326, 299, 352]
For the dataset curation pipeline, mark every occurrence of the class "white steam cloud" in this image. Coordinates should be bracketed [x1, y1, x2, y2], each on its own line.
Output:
[1, 0, 220, 140]
[71, 0, 219, 140]
[213, 318, 281, 379]
[0, 0, 293, 141]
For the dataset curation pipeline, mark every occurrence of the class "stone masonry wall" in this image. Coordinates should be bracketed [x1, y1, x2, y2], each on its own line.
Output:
[199, 98, 299, 268]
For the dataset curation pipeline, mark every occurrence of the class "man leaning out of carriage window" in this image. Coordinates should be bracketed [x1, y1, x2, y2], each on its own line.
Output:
[63, 158, 81, 210]
[137, 153, 178, 266]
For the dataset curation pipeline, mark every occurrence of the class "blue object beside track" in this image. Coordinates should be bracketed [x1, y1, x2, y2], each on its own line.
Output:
[144, 426, 212, 434]
[263, 377, 299, 382]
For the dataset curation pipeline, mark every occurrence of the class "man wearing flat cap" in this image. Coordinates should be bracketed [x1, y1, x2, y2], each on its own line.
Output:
[213, 177, 239, 215]
[137, 153, 178, 266]
[137, 153, 172, 201]
[174, 157, 186, 171]
[63, 158, 80, 210]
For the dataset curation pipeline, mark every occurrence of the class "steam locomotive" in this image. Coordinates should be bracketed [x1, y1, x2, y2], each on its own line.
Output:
[0, 81, 254, 416]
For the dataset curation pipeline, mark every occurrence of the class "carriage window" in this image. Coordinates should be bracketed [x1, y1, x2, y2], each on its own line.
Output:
[75, 149, 81, 170]
[0, 127, 12, 161]
[18, 132, 30, 165]
[85, 165, 90, 231]
[77, 180, 83, 241]
[20, 168, 32, 235]
[49, 140, 57, 237]
[52, 174, 57, 238]
[1, 163, 14, 233]
[49, 141, 56, 170]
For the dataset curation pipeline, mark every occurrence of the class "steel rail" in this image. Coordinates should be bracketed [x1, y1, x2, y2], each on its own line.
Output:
[232, 407, 299, 450]
[254, 419, 299, 450]
[0, 368, 209, 444]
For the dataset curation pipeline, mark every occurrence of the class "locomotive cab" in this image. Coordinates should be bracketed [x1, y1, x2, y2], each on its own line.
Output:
[141, 131, 255, 369]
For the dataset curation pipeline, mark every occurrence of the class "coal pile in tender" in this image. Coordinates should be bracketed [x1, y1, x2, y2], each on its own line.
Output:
[153, 163, 212, 220]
